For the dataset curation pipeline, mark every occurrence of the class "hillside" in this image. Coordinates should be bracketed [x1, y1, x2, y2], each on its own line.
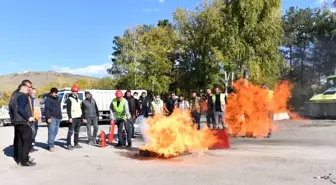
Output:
[0, 71, 98, 91]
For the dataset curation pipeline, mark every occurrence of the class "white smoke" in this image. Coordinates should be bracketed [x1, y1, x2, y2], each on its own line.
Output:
[136, 116, 152, 144]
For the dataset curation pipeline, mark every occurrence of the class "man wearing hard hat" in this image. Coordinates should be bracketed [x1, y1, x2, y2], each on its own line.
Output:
[66, 85, 83, 150]
[110, 90, 132, 147]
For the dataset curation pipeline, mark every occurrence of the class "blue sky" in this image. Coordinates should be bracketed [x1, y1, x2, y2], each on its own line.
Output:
[0, 0, 329, 77]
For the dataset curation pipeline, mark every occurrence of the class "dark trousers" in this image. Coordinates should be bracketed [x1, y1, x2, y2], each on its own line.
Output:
[130, 115, 136, 138]
[32, 121, 38, 147]
[191, 111, 201, 130]
[67, 118, 81, 146]
[14, 124, 32, 163]
[86, 117, 99, 141]
[116, 119, 132, 146]
[206, 111, 215, 127]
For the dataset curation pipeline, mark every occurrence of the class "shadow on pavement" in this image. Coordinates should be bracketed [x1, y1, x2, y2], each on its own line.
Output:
[3, 145, 14, 159]
[35, 141, 67, 150]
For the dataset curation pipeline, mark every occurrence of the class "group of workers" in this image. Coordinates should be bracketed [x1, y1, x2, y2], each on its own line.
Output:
[7, 78, 272, 167]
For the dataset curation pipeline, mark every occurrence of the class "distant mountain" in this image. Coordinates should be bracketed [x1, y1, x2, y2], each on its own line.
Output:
[0, 71, 98, 90]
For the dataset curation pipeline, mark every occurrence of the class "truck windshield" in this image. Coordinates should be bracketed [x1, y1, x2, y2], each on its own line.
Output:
[327, 77, 336, 89]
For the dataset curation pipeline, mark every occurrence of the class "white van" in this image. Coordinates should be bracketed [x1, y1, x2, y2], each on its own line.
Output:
[41, 89, 147, 124]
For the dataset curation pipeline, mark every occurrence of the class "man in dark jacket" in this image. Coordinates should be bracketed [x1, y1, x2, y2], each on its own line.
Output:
[45, 88, 62, 152]
[13, 84, 36, 167]
[138, 92, 153, 118]
[81, 91, 99, 145]
[9, 79, 32, 121]
[124, 90, 136, 138]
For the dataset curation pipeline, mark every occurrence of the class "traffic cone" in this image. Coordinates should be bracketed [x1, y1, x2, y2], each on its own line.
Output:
[108, 121, 115, 144]
[100, 130, 106, 148]
[210, 129, 230, 149]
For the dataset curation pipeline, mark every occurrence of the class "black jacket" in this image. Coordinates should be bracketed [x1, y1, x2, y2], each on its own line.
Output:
[124, 95, 136, 116]
[138, 96, 153, 117]
[45, 94, 62, 120]
[8, 89, 20, 121]
[13, 92, 33, 124]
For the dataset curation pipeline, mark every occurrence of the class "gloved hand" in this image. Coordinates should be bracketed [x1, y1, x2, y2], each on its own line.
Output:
[127, 115, 131, 120]
[68, 118, 72, 124]
[82, 119, 87, 124]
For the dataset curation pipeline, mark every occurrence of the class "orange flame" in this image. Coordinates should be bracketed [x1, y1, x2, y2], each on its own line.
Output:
[141, 109, 217, 158]
[225, 79, 293, 138]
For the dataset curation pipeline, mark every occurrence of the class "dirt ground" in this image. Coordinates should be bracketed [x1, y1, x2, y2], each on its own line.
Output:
[1, 119, 336, 185]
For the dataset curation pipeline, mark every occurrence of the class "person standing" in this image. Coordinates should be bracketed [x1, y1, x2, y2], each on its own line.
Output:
[165, 93, 177, 116]
[81, 91, 99, 145]
[138, 92, 153, 118]
[30, 88, 41, 153]
[133, 92, 139, 117]
[110, 90, 132, 147]
[190, 92, 201, 130]
[213, 87, 226, 129]
[177, 95, 190, 112]
[9, 80, 34, 165]
[124, 90, 136, 138]
[206, 88, 216, 129]
[66, 85, 83, 150]
[152, 94, 164, 115]
[13, 84, 36, 166]
[45, 88, 62, 152]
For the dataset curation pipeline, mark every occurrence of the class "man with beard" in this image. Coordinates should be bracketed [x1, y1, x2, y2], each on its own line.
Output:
[124, 90, 136, 138]
[81, 91, 99, 145]
[13, 84, 36, 166]
[45, 88, 62, 152]
[190, 92, 201, 130]
[206, 88, 216, 129]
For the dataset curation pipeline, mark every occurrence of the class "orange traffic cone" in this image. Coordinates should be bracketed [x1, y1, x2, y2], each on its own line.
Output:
[100, 130, 106, 148]
[210, 129, 230, 149]
[108, 121, 115, 144]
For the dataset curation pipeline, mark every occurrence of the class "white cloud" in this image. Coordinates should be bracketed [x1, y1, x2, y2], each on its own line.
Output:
[158, 0, 164, 3]
[143, 8, 160, 12]
[52, 63, 112, 77]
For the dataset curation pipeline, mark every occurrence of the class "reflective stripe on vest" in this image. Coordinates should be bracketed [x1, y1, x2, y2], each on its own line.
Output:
[69, 96, 82, 118]
[112, 99, 126, 119]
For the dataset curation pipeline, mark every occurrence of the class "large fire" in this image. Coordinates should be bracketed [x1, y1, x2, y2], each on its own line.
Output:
[140, 109, 218, 158]
[140, 79, 294, 157]
[225, 79, 293, 138]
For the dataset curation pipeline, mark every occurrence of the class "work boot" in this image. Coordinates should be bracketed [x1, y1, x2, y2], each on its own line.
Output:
[115, 143, 123, 147]
[126, 143, 132, 148]
[21, 161, 36, 167]
[67, 145, 74, 150]
[74, 144, 82, 149]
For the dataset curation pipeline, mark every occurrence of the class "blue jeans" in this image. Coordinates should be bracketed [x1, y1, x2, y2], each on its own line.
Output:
[48, 118, 60, 149]
[214, 111, 224, 129]
[32, 121, 38, 146]
[191, 111, 201, 130]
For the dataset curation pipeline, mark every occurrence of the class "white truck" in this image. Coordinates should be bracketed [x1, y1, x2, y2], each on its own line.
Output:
[41, 88, 147, 124]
